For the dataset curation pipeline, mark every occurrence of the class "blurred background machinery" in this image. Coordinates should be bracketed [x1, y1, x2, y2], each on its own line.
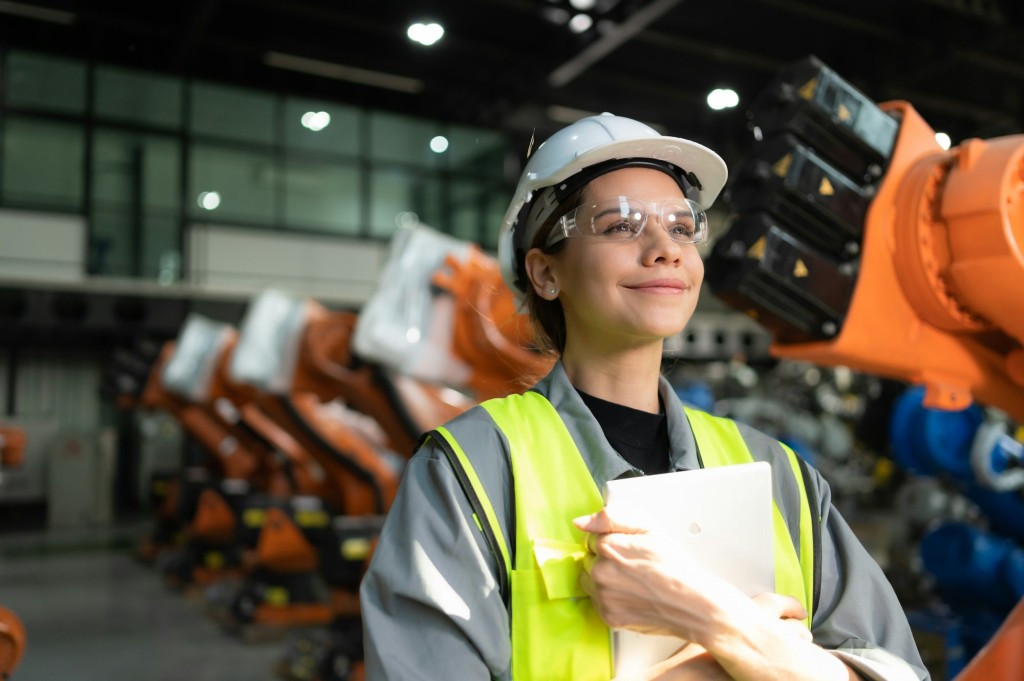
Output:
[1, 2, 1023, 681]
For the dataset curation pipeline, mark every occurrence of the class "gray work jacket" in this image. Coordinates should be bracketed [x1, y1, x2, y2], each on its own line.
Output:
[361, 362, 930, 681]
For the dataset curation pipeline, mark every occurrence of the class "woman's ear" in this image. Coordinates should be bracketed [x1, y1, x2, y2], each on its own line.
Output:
[524, 248, 559, 300]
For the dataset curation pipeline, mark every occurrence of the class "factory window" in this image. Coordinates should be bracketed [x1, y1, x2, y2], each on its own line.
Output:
[4, 51, 86, 115]
[283, 97, 362, 157]
[282, 159, 362, 235]
[0, 48, 516, 256]
[450, 179, 485, 243]
[449, 178, 509, 246]
[447, 126, 509, 180]
[190, 80, 275, 146]
[368, 167, 443, 239]
[95, 65, 183, 130]
[480, 191, 507, 251]
[89, 129, 181, 279]
[1, 116, 84, 210]
[369, 111, 443, 169]
[188, 145, 276, 227]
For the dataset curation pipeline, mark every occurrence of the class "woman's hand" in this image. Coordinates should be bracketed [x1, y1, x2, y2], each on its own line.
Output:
[577, 503, 823, 667]
[574, 504, 742, 641]
[613, 643, 734, 681]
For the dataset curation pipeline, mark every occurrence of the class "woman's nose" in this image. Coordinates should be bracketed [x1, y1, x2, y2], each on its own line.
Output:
[641, 219, 683, 262]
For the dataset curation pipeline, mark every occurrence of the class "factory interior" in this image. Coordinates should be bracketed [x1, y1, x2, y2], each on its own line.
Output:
[1, 1, 1023, 679]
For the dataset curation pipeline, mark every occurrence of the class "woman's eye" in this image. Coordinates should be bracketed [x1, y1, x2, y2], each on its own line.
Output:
[601, 220, 639, 236]
[670, 221, 696, 237]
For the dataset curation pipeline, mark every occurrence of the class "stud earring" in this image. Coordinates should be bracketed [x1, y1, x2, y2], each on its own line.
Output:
[548, 288, 557, 295]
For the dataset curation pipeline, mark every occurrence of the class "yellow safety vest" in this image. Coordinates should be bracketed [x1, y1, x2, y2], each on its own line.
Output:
[429, 391, 819, 681]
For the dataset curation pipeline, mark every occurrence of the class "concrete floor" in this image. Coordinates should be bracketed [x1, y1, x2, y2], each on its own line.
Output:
[0, 530, 296, 681]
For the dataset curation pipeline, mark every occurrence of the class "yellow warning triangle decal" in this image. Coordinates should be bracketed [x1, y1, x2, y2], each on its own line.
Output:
[798, 78, 818, 100]
[772, 154, 792, 178]
[794, 259, 809, 277]
[819, 177, 834, 196]
[747, 236, 766, 260]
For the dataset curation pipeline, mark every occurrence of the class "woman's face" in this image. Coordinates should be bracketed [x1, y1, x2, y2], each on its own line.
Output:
[531, 167, 705, 353]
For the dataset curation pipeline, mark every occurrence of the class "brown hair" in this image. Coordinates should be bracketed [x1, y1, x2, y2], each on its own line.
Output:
[522, 187, 584, 356]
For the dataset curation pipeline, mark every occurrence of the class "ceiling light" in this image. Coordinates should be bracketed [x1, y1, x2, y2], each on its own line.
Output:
[300, 111, 331, 131]
[568, 13, 593, 33]
[935, 132, 952, 150]
[429, 136, 449, 153]
[408, 22, 444, 46]
[197, 191, 221, 211]
[706, 88, 739, 110]
[569, 0, 598, 9]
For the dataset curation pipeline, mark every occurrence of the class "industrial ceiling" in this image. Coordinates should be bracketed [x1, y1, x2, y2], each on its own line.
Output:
[2, 0, 1023, 170]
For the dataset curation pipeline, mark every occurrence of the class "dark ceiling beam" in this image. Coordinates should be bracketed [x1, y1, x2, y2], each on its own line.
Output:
[547, 0, 684, 88]
[912, 0, 1004, 22]
[635, 30, 786, 73]
[751, 0, 903, 40]
[882, 86, 1020, 127]
[173, 0, 224, 68]
[956, 48, 1024, 80]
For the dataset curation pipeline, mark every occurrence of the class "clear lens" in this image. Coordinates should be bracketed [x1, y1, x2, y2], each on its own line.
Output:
[556, 196, 707, 245]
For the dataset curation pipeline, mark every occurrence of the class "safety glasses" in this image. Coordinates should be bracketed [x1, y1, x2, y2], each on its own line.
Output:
[547, 195, 708, 246]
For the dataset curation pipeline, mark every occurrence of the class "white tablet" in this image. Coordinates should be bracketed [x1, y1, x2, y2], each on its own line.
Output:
[603, 461, 775, 676]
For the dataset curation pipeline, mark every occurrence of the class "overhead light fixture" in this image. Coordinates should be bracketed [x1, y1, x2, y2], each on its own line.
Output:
[0, 0, 75, 25]
[263, 51, 424, 94]
[568, 13, 593, 33]
[197, 191, 221, 211]
[429, 135, 449, 153]
[935, 132, 952, 150]
[301, 111, 331, 131]
[569, 0, 598, 9]
[706, 88, 739, 110]
[407, 22, 444, 46]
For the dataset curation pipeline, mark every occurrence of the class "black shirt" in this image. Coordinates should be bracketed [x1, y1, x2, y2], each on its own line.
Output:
[577, 388, 672, 475]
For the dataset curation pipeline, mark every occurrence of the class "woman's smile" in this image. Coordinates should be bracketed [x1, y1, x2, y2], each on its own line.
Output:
[624, 278, 690, 295]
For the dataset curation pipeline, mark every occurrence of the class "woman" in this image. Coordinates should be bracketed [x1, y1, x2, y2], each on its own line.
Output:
[360, 113, 928, 681]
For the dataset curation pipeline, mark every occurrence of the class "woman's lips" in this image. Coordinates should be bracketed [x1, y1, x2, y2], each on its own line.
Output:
[626, 279, 688, 293]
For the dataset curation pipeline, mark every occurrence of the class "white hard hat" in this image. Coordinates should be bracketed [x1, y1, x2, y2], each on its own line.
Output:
[497, 112, 728, 297]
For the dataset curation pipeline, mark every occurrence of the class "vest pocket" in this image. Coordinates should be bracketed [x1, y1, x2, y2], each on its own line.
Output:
[532, 538, 588, 600]
[510, 566, 612, 681]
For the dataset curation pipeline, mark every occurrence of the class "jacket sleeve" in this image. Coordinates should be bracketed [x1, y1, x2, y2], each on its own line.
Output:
[360, 441, 513, 681]
[809, 466, 931, 681]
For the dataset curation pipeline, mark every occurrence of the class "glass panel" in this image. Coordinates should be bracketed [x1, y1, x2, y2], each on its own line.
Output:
[1, 116, 84, 209]
[283, 98, 361, 156]
[283, 159, 361, 234]
[481, 189, 508, 251]
[369, 167, 443, 239]
[190, 80, 275, 145]
[189, 145, 276, 226]
[95, 65, 183, 129]
[447, 125, 508, 179]
[449, 179, 510, 248]
[89, 211, 179, 281]
[450, 179, 484, 243]
[93, 129, 180, 210]
[369, 111, 441, 168]
[89, 209, 134, 277]
[90, 129, 181, 278]
[143, 215, 182, 283]
[4, 51, 86, 114]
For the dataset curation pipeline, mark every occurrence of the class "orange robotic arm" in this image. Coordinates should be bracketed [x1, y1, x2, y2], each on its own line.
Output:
[706, 56, 1024, 422]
